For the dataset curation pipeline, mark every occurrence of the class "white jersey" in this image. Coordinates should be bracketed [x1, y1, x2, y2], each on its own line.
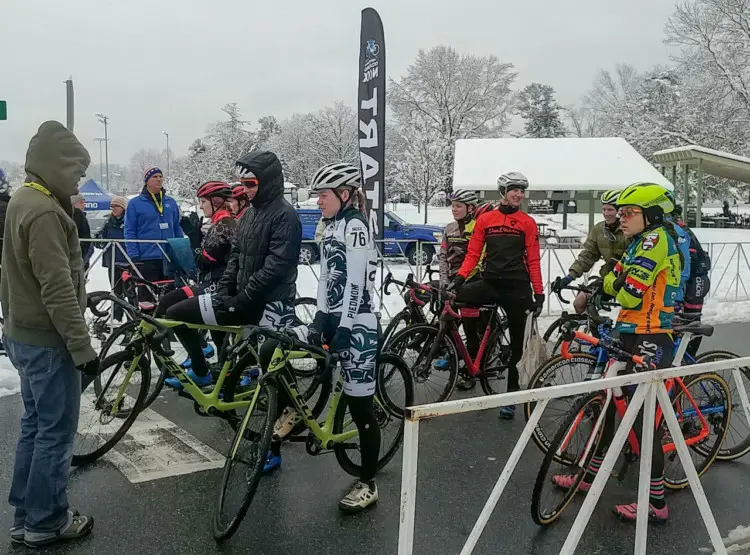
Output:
[317, 207, 377, 330]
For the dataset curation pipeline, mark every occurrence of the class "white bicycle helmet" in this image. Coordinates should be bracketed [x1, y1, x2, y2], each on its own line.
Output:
[448, 190, 479, 205]
[497, 171, 529, 194]
[311, 163, 361, 191]
[600, 189, 621, 206]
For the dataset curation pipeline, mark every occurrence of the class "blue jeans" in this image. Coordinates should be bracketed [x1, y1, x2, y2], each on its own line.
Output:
[4, 336, 81, 533]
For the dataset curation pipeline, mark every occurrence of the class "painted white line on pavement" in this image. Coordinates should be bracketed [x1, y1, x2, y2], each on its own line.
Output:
[700, 523, 750, 554]
[80, 394, 225, 484]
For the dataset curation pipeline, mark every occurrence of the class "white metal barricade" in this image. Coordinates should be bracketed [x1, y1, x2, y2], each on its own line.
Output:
[398, 355, 750, 555]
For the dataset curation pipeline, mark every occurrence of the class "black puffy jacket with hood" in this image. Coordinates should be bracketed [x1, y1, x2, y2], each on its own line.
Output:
[217, 151, 301, 304]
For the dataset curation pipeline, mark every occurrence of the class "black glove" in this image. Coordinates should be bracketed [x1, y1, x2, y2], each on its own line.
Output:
[532, 293, 545, 318]
[612, 269, 630, 292]
[447, 275, 465, 293]
[77, 356, 101, 376]
[551, 275, 573, 294]
[330, 326, 352, 356]
[308, 312, 328, 347]
[217, 290, 250, 313]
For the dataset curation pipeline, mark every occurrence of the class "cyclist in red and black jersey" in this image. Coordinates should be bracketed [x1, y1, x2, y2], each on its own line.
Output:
[451, 171, 545, 419]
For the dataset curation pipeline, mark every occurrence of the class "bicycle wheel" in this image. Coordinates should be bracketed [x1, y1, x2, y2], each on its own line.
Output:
[384, 323, 458, 404]
[479, 327, 512, 395]
[213, 375, 277, 541]
[381, 309, 412, 349]
[543, 315, 588, 355]
[524, 353, 597, 458]
[293, 297, 317, 326]
[72, 351, 151, 466]
[663, 372, 731, 489]
[694, 350, 750, 461]
[333, 353, 414, 477]
[531, 392, 606, 526]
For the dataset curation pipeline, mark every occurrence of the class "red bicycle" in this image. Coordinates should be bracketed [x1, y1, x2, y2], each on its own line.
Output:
[384, 276, 511, 404]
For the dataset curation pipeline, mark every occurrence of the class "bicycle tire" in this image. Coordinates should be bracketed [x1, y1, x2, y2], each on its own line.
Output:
[381, 309, 412, 349]
[663, 372, 731, 489]
[479, 328, 512, 395]
[72, 351, 151, 466]
[531, 392, 605, 526]
[333, 353, 414, 477]
[213, 375, 277, 542]
[543, 315, 588, 355]
[694, 350, 750, 461]
[384, 323, 458, 404]
[524, 353, 598, 458]
[293, 297, 318, 326]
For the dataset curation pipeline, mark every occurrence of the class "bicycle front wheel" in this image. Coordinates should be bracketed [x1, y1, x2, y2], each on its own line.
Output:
[531, 392, 606, 526]
[663, 372, 731, 489]
[213, 375, 277, 542]
[333, 353, 414, 477]
[73, 351, 150, 466]
[381, 309, 412, 350]
[694, 350, 750, 461]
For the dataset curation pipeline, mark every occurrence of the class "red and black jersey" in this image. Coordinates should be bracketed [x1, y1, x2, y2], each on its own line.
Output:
[457, 205, 543, 294]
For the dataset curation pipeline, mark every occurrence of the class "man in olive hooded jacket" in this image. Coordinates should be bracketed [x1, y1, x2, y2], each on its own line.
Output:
[1, 121, 97, 547]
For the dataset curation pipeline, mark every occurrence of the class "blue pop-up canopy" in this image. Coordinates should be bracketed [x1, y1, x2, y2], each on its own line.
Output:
[79, 179, 113, 210]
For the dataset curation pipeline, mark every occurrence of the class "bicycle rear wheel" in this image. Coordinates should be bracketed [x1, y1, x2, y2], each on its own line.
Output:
[333, 353, 414, 477]
[524, 353, 597, 458]
[478, 327, 512, 395]
[384, 323, 458, 404]
[73, 351, 150, 466]
[213, 375, 277, 541]
[543, 315, 588, 356]
[531, 392, 605, 526]
[694, 350, 750, 461]
[381, 309, 412, 350]
[663, 372, 731, 489]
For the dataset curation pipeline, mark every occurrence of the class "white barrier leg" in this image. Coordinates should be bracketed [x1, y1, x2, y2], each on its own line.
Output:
[459, 399, 550, 555]
[560, 384, 648, 555]
[635, 383, 657, 555]
[655, 383, 727, 555]
[398, 418, 420, 555]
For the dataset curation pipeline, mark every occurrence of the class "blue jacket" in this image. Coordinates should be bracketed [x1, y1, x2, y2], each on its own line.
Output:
[671, 219, 691, 302]
[95, 214, 127, 267]
[124, 188, 183, 261]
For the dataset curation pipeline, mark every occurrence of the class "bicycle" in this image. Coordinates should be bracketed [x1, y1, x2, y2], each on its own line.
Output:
[526, 309, 750, 462]
[530, 326, 731, 526]
[74, 293, 320, 466]
[381, 271, 439, 348]
[384, 276, 511, 404]
[214, 327, 413, 540]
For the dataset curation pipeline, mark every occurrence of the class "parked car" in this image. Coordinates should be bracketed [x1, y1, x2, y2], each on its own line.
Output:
[296, 208, 442, 266]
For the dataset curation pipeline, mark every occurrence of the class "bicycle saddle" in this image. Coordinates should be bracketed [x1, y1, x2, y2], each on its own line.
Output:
[673, 320, 714, 337]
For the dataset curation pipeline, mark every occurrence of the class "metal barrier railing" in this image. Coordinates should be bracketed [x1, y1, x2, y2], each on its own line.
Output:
[397, 352, 750, 555]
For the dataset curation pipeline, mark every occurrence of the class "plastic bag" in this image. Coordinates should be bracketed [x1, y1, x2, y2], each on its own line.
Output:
[519, 313, 549, 389]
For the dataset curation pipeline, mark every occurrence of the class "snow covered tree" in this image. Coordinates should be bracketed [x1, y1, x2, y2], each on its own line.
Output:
[0, 160, 26, 192]
[391, 119, 452, 223]
[204, 103, 257, 179]
[256, 115, 281, 147]
[389, 45, 516, 194]
[517, 83, 567, 138]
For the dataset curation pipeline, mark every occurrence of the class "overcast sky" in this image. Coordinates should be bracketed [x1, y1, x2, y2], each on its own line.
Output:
[0, 0, 678, 167]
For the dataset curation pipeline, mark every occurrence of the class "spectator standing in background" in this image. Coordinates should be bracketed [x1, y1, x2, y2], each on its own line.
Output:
[124, 166, 183, 297]
[95, 196, 129, 320]
[71, 194, 93, 272]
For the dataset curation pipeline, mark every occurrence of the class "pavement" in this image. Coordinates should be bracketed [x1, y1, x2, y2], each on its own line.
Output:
[1, 324, 750, 554]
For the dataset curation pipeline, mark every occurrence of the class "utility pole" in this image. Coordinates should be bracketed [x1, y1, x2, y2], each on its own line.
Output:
[65, 78, 74, 131]
[163, 131, 170, 184]
[93, 138, 106, 185]
[95, 114, 110, 189]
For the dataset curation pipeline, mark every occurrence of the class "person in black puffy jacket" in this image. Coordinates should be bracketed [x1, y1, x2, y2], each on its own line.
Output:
[156, 181, 237, 388]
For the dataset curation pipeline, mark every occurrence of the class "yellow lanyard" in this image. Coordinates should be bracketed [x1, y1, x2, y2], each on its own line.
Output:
[150, 191, 164, 215]
[24, 182, 59, 205]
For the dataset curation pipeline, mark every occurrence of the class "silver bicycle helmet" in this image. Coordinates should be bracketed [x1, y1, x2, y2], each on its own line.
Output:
[497, 171, 529, 194]
[448, 190, 479, 205]
[310, 163, 361, 191]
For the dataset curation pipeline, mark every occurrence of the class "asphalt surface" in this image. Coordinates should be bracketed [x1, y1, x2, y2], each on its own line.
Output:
[1, 324, 750, 554]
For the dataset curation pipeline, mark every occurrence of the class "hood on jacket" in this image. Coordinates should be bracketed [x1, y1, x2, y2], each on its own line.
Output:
[236, 151, 284, 207]
[25, 121, 90, 215]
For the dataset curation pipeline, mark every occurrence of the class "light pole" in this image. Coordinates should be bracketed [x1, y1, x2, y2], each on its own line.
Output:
[93, 138, 106, 184]
[163, 131, 170, 184]
[95, 113, 110, 189]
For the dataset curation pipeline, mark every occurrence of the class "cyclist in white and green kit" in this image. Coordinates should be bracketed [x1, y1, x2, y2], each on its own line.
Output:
[266, 162, 381, 513]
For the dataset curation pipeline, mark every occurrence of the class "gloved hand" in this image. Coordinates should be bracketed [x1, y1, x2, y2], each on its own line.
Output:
[447, 275, 465, 293]
[532, 293, 545, 318]
[308, 312, 328, 347]
[216, 290, 250, 313]
[330, 326, 352, 356]
[612, 269, 630, 292]
[551, 275, 573, 293]
[77, 356, 101, 377]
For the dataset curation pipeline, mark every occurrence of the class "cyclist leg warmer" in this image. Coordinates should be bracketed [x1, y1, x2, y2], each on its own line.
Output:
[462, 312, 490, 361]
[684, 274, 709, 358]
[166, 295, 211, 378]
[496, 282, 532, 392]
[155, 286, 189, 317]
[340, 312, 378, 397]
[346, 394, 380, 483]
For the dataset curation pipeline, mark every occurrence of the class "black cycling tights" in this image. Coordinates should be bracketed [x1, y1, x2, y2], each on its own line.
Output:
[261, 340, 381, 482]
[585, 332, 675, 483]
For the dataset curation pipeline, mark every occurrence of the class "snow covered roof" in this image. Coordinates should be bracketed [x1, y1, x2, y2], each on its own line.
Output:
[652, 145, 750, 184]
[452, 138, 674, 192]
